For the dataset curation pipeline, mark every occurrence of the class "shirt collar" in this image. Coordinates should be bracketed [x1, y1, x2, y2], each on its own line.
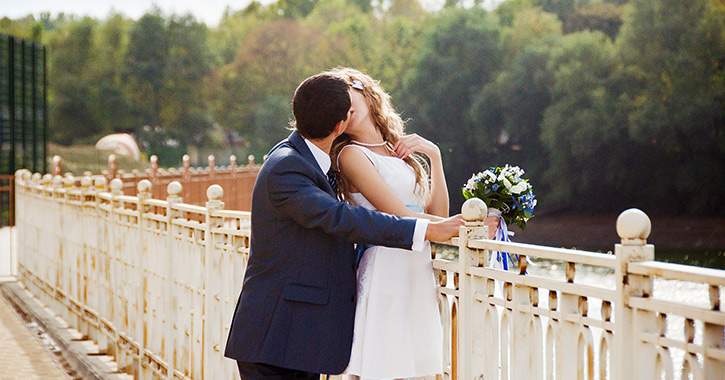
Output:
[303, 138, 331, 174]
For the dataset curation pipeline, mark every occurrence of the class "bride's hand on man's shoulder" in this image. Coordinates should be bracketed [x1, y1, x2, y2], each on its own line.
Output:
[393, 133, 441, 160]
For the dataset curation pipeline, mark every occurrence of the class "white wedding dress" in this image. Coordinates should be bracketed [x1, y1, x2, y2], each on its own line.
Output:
[341, 145, 443, 380]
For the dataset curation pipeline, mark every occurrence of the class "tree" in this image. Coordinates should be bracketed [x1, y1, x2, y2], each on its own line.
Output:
[564, 2, 624, 39]
[539, 31, 624, 210]
[535, 0, 588, 23]
[124, 12, 169, 127]
[161, 15, 213, 147]
[208, 19, 339, 150]
[402, 8, 503, 207]
[89, 13, 133, 136]
[47, 18, 100, 145]
[467, 6, 561, 190]
[616, 0, 725, 213]
[210, 3, 271, 65]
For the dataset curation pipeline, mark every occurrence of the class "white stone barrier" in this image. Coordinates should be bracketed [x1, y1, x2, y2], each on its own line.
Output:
[13, 170, 725, 380]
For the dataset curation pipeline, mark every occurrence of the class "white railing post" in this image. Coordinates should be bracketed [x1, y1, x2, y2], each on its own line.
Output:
[108, 178, 131, 376]
[79, 175, 92, 339]
[137, 179, 152, 380]
[165, 182, 183, 380]
[204, 185, 224, 380]
[614, 208, 655, 380]
[458, 198, 489, 380]
[93, 176, 109, 353]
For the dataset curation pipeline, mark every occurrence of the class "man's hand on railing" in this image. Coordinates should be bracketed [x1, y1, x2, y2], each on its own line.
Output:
[425, 214, 465, 242]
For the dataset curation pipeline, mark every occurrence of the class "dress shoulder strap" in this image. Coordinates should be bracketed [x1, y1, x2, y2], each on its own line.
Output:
[336, 144, 377, 172]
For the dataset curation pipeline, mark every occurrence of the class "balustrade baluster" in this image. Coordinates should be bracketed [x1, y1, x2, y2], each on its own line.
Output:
[703, 286, 724, 379]
[204, 184, 224, 380]
[137, 179, 151, 379]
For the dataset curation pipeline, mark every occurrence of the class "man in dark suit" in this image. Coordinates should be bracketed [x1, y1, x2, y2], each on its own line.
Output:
[224, 72, 464, 379]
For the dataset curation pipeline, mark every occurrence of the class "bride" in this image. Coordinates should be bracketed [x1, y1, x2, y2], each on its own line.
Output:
[329, 67, 497, 380]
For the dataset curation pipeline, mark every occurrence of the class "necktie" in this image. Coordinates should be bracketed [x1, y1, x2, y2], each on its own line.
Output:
[326, 169, 338, 193]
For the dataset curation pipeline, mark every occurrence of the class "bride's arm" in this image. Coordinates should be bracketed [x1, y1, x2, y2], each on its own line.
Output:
[337, 146, 444, 222]
[393, 134, 449, 218]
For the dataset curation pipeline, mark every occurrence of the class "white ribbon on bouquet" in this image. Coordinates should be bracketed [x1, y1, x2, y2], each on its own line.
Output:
[487, 208, 516, 270]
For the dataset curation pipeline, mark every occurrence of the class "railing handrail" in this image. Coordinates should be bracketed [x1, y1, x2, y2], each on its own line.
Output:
[466, 238, 618, 268]
[628, 260, 725, 286]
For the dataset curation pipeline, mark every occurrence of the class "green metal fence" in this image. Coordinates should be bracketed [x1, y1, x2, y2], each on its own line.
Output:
[0, 33, 46, 227]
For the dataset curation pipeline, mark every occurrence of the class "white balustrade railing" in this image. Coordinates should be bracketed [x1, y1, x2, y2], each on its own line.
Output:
[13, 169, 725, 380]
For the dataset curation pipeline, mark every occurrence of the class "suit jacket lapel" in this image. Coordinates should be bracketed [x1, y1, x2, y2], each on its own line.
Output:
[288, 130, 335, 195]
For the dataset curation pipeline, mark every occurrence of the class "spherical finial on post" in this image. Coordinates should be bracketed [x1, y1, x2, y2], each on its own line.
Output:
[461, 197, 488, 222]
[616, 208, 651, 244]
[94, 176, 107, 190]
[53, 155, 62, 176]
[150, 155, 159, 174]
[15, 169, 26, 183]
[208, 155, 216, 167]
[230, 155, 237, 168]
[167, 181, 183, 197]
[248, 155, 255, 166]
[62, 175, 75, 188]
[207, 184, 223, 201]
[80, 176, 92, 189]
[109, 178, 123, 194]
[182, 155, 191, 177]
[52, 175, 63, 188]
[137, 179, 152, 195]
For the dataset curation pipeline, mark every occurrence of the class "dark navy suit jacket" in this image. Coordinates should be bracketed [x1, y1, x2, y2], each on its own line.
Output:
[224, 130, 416, 374]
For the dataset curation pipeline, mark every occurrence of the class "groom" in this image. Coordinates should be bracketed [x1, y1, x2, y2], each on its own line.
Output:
[224, 72, 465, 379]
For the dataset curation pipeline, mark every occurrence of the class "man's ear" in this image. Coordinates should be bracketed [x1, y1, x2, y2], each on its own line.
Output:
[332, 119, 345, 137]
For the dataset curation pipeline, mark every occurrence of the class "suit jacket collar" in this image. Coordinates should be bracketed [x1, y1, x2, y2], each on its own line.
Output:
[289, 130, 322, 173]
[288, 130, 335, 196]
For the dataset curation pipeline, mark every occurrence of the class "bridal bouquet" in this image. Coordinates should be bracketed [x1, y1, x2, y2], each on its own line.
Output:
[462, 165, 536, 230]
[462, 165, 536, 272]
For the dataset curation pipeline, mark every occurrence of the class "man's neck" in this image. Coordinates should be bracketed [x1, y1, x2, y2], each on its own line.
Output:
[307, 136, 335, 154]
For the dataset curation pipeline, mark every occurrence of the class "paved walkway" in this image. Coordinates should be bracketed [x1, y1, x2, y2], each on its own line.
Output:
[0, 292, 70, 380]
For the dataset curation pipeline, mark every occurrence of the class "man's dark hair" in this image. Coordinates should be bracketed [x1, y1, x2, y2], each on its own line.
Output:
[292, 73, 351, 139]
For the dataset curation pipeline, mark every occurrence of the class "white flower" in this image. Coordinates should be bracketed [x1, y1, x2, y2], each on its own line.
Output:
[465, 178, 476, 189]
[502, 177, 512, 190]
[510, 181, 528, 194]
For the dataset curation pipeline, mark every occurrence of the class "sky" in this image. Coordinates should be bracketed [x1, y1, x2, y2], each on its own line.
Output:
[2, 0, 264, 27]
[3, 0, 504, 27]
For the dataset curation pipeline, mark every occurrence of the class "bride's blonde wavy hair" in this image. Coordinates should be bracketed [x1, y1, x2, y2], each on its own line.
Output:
[328, 67, 429, 204]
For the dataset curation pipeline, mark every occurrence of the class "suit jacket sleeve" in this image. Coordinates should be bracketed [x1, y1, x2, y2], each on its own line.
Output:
[267, 154, 416, 249]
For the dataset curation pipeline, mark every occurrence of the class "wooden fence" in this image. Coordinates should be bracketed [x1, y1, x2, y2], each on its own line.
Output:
[13, 169, 725, 380]
[51, 153, 260, 212]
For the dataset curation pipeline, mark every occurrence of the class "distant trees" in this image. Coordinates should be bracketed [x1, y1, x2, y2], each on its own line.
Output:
[1, 0, 722, 214]
[46, 17, 98, 144]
